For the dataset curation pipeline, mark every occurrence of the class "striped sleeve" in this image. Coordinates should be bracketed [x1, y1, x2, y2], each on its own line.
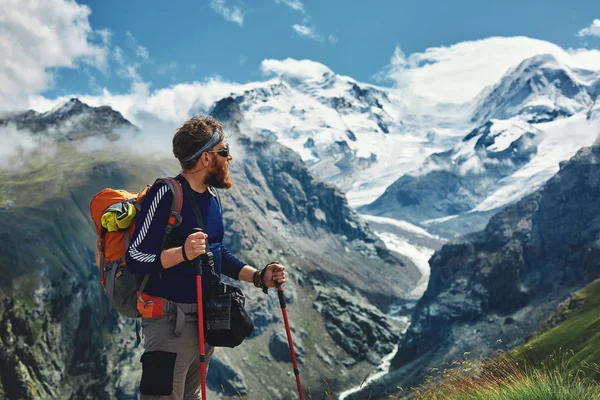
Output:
[126, 183, 172, 274]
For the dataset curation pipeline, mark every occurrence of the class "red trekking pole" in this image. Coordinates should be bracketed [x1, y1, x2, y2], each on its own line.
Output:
[276, 282, 305, 400]
[193, 228, 208, 400]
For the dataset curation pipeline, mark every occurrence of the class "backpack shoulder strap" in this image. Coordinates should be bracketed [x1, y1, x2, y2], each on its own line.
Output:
[136, 177, 184, 295]
[208, 187, 222, 212]
[153, 177, 183, 249]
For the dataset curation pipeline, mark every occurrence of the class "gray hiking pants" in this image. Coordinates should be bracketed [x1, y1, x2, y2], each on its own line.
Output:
[140, 314, 214, 400]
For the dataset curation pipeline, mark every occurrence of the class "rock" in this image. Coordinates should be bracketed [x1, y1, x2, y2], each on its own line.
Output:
[313, 285, 400, 361]
[206, 353, 248, 396]
[269, 329, 305, 365]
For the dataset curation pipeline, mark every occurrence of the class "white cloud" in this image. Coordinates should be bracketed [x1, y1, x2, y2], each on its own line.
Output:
[0, 124, 57, 171]
[275, 1, 335, 45]
[577, 19, 600, 37]
[156, 62, 178, 75]
[274, 0, 305, 13]
[26, 59, 337, 132]
[0, 0, 109, 111]
[210, 0, 244, 26]
[114, 46, 142, 82]
[126, 31, 149, 60]
[96, 29, 112, 47]
[292, 24, 322, 41]
[23, 76, 253, 163]
[28, 77, 244, 129]
[260, 58, 333, 84]
[379, 36, 600, 106]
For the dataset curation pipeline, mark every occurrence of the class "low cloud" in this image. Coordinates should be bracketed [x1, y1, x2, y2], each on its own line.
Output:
[210, 0, 244, 26]
[0, 124, 57, 171]
[261, 58, 334, 84]
[0, 0, 109, 111]
[577, 19, 600, 38]
[27, 77, 246, 131]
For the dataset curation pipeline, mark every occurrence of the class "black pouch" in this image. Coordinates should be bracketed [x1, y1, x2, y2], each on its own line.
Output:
[140, 351, 177, 395]
[204, 281, 254, 348]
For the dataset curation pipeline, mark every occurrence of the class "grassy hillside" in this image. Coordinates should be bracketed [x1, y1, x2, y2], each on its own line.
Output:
[405, 280, 600, 400]
[512, 278, 600, 377]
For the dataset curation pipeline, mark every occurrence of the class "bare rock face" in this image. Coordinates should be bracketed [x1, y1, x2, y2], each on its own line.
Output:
[207, 353, 248, 396]
[269, 328, 306, 365]
[313, 285, 401, 363]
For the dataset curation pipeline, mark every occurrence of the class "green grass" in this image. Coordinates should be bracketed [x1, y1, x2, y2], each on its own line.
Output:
[404, 280, 600, 399]
[407, 353, 600, 400]
[0, 142, 180, 208]
[512, 279, 600, 378]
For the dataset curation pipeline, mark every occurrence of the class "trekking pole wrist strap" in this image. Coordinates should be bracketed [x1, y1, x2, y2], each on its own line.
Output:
[253, 270, 262, 288]
[259, 261, 281, 294]
[181, 245, 191, 263]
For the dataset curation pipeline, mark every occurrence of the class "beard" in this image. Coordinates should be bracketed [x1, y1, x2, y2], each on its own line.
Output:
[205, 161, 232, 189]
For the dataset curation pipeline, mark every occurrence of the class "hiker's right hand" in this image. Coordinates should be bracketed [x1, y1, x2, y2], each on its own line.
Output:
[184, 231, 208, 260]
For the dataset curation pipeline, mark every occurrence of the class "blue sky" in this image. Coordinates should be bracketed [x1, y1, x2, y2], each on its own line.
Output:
[45, 0, 600, 99]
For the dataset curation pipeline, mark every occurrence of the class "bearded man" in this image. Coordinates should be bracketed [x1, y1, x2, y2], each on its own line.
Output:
[126, 116, 286, 399]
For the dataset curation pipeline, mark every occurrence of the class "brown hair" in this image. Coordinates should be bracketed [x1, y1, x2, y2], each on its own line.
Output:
[172, 116, 224, 170]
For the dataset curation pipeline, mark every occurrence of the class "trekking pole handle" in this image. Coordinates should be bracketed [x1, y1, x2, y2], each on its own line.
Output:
[192, 228, 203, 276]
[276, 283, 286, 309]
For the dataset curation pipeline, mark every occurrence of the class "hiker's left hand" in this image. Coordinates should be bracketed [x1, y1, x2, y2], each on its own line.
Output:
[263, 263, 286, 287]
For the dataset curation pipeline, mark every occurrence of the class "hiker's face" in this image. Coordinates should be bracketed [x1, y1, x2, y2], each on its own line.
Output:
[205, 140, 232, 189]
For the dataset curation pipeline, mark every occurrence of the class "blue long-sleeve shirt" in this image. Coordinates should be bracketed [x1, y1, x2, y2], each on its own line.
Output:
[126, 176, 246, 303]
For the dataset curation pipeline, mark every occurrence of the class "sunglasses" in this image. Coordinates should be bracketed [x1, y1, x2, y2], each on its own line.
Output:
[206, 145, 230, 158]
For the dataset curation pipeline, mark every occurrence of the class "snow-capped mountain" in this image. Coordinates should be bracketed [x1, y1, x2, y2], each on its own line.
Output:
[191, 66, 466, 207]
[472, 54, 597, 124]
[0, 98, 137, 141]
[362, 54, 600, 236]
[359, 118, 544, 225]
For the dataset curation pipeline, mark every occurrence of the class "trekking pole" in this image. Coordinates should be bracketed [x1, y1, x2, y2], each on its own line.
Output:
[276, 282, 305, 400]
[193, 228, 208, 400]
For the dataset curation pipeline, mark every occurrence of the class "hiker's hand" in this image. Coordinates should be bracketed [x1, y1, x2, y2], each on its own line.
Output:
[262, 263, 286, 287]
[185, 231, 208, 260]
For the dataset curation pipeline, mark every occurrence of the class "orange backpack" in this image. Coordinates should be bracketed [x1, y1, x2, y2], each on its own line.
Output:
[89, 178, 183, 319]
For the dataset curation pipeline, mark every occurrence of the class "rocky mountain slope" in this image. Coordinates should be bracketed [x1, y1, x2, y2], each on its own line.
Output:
[349, 140, 600, 398]
[361, 54, 600, 237]
[0, 98, 419, 399]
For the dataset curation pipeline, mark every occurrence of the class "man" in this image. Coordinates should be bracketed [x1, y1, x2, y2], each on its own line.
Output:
[126, 116, 286, 399]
